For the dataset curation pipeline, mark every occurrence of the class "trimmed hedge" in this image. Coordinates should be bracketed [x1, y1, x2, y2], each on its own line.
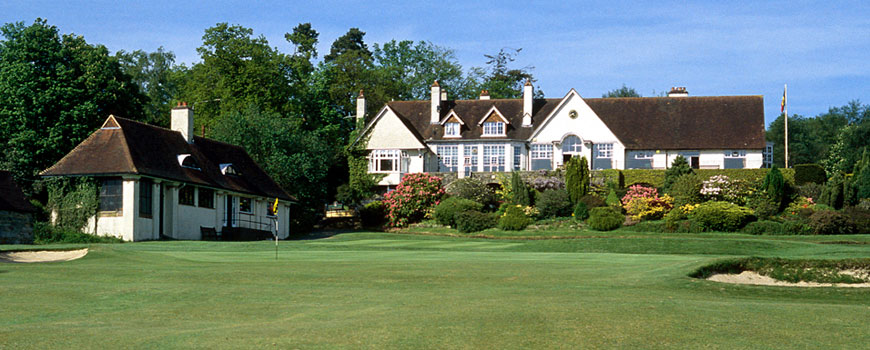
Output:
[794, 163, 827, 185]
[623, 168, 796, 189]
[455, 211, 497, 233]
[740, 220, 785, 235]
[432, 197, 483, 227]
[498, 205, 533, 231]
[587, 207, 624, 231]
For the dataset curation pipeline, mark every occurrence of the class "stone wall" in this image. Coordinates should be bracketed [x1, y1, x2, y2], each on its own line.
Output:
[0, 210, 34, 244]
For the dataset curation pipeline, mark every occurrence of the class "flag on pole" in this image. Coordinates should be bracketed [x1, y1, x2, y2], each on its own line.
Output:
[781, 88, 787, 113]
[271, 198, 279, 216]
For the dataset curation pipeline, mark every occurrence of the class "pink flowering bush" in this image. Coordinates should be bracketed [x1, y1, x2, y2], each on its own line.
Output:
[622, 185, 674, 221]
[383, 173, 446, 227]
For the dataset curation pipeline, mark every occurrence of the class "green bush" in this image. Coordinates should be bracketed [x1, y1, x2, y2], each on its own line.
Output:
[747, 195, 780, 219]
[760, 165, 785, 206]
[454, 211, 497, 233]
[605, 189, 621, 208]
[432, 197, 483, 227]
[808, 210, 856, 235]
[843, 206, 870, 234]
[623, 168, 797, 191]
[33, 222, 123, 244]
[536, 189, 573, 218]
[510, 171, 531, 206]
[688, 201, 755, 232]
[573, 202, 589, 221]
[664, 206, 689, 230]
[819, 172, 845, 209]
[663, 155, 694, 192]
[358, 201, 387, 228]
[587, 207, 624, 231]
[579, 194, 607, 209]
[796, 183, 824, 201]
[667, 173, 703, 207]
[794, 164, 827, 185]
[566, 156, 590, 203]
[741, 220, 785, 235]
[445, 177, 497, 209]
[497, 205, 533, 231]
[783, 220, 813, 235]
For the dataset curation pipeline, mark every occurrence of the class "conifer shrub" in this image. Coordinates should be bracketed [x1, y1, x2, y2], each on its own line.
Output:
[587, 207, 624, 231]
[510, 171, 531, 206]
[536, 189, 573, 218]
[605, 189, 622, 208]
[819, 172, 845, 209]
[454, 211, 497, 233]
[566, 156, 590, 204]
[808, 210, 856, 235]
[573, 202, 589, 221]
[497, 205, 533, 231]
[760, 165, 785, 205]
[359, 201, 387, 228]
[663, 155, 694, 193]
[794, 163, 827, 185]
[667, 173, 704, 207]
[432, 197, 483, 227]
[688, 201, 755, 232]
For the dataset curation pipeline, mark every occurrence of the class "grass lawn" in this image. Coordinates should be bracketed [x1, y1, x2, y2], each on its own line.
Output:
[2, 231, 870, 349]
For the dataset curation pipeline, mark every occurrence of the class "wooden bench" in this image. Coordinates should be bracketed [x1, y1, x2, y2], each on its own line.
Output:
[200, 226, 219, 241]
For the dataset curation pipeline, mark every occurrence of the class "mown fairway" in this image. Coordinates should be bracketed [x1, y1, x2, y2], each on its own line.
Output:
[2, 232, 870, 349]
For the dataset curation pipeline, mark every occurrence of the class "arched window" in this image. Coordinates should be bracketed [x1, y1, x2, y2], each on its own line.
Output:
[561, 135, 583, 153]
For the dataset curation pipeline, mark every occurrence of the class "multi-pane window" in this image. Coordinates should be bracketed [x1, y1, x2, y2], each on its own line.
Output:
[634, 151, 654, 159]
[198, 188, 214, 209]
[464, 146, 478, 174]
[562, 136, 583, 153]
[724, 150, 746, 158]
[483, 145, 505, 171]
[530, 144, 553, 170]
[369, 150, 400, 173]
[597, 143, 614, 158]
[482, 121, 505, 136]
[139, 179, 152, 217]
[513, 146, 523, 171]
[444, 122, 460, 137]
[100, 178, 123, 212]
[179, 186, 195, 206]
[437, 145, 459, 172]
[239, 197, 252, 213]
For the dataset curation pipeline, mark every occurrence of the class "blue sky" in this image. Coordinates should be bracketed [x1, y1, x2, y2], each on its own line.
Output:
[2, 0, 869, 126]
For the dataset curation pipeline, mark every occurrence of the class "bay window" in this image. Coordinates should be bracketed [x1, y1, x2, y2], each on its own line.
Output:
[369, 150, 401, 173]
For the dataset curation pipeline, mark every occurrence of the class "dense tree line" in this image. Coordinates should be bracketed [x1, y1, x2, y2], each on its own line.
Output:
[0, 19, 542, 231]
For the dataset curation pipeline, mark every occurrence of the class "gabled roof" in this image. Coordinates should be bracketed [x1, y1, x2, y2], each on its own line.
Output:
[41, 116, 294, 201]
[0, 171, 35, 213]
[366, 93, 765, 149]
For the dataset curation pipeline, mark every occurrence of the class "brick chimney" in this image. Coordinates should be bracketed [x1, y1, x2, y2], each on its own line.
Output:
[171, 102, 194, 143]
[479, 90, 490, 100]
[668, 87, 689, 97]
[356, 90, 366, 124]
[522, 79, 533, 127]
[430, 80, 441, 124]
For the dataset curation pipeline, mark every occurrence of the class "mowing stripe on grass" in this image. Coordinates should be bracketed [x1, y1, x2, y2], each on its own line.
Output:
[307, 238, 522, 250]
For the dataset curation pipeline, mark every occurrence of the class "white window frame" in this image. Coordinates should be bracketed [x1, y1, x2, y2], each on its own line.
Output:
[482, 121, 505, 136]
[725, 150, 747, 158]
[437, 145, 459, 172]
[464, 146, 478, 173]
[634, 151, 654, 159]
[513, 145, 523, 171]
[531, 144, 553, 160]
[597, 143, 614, 158]
[369, 150, 401, 173]
[483, 145, 505, 172]
[444, 122, 460, 138]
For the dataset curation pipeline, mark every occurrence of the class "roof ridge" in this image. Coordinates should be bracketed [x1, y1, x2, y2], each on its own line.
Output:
[114, 118, 140, 174]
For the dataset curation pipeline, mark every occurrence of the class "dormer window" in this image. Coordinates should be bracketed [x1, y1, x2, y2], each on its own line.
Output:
[483, 121, 505, 136]
[220, 163, 241, 176]
[177, 154, 199, 170]
[444, 122, 460, 137]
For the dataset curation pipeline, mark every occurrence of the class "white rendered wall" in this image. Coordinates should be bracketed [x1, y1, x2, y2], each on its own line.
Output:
[365, 109, 426, 150]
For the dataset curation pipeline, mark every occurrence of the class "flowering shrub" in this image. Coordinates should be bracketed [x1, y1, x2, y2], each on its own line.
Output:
[621, 185, 674, 221]
[528, 174, 565, 192]
[700, 175, 753, 205]
[784, 196, 816, 216]
[384, 173, 446, 227]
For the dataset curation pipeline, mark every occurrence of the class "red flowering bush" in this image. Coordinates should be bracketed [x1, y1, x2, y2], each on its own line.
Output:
[384, 173, 446, 227]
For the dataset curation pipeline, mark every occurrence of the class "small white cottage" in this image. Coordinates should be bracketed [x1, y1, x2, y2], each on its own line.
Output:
[353, 82, 769, 189]
[41, 104, 294, 241]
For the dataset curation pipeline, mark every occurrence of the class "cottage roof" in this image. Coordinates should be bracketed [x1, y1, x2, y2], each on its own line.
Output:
[0, 171, 36, 213]
[378, 95, 766, 149]
[41, 116, 294, 201]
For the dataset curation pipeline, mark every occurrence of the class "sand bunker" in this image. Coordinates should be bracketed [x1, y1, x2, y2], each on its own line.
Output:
[0, 249, 88, 263]
[708, 270, 870, 288]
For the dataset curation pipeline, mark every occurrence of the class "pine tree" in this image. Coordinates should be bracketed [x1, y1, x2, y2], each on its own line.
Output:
[761, 165, 785, 205]
[663, 155, 693, 193]
[510, 171, 530, 206]
[566, 156, 589, 204]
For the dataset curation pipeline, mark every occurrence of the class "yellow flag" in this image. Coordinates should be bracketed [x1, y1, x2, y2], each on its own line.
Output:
[271, 198, 279, 215]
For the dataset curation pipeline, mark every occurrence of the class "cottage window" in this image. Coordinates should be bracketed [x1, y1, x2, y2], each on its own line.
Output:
[634, 151, 654, 159]
[597, 143, 614, 158]
[437, 145, 459, 172]
[179, 186, 195, 206]
[483, 145, 505, 172]
[482, 121, 505, 136]
[513, 146, 523, 171]
[444, 122, 460, 137]
[239, 197, 252, 213]
[198, 188, 214, 209]
[369, 150, 400, 173]
[100, 178, 123, 213]
[530, 144, 553, 170]
[139, 179, 152, 218]
[464, 146, 478, 174]
[724, 150, 746, 158]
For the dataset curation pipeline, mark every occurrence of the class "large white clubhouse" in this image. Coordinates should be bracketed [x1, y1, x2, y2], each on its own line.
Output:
[353, 81, 770, 188]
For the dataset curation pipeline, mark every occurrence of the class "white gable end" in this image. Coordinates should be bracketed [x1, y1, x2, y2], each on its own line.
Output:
[531, 90, 621, 144]
[363, 108, 426, 150]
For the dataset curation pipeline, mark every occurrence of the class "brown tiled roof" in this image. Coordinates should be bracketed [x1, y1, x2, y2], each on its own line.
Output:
[386, 98, 562, 141]
[381, 95, 765, 150]
[41, 116, 294, 201]
[0, 171, 36, 212]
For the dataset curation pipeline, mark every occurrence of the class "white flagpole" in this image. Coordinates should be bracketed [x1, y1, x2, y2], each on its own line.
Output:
[784, 84, 789, 168]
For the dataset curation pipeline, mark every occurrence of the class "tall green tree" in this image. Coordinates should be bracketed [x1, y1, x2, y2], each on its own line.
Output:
[373, 40, 466, 101]
[663, 155, 693, 192]
[0, 19, 144, 192]
[565, 156, 589, 204]
[603, 84, 641, 98]
[510, 171, 531, 206]
[116, 47, 189, 127]
[460, 48, 543, 99]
